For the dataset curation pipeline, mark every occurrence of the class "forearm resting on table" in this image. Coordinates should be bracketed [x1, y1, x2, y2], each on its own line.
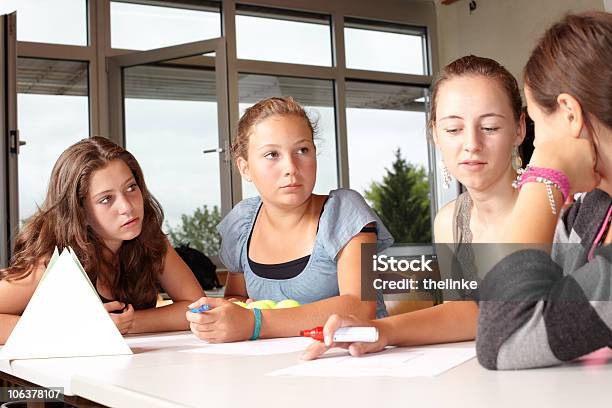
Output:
[0, 314, 20, 344]
[377, 301, 478, 347]
[223, 293, 248, 302]
[130, 300, 193, 333]
[259, 295, 375, 338]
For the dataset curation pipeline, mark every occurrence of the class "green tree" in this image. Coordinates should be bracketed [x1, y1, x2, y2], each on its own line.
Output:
[167, 205, 222, 255]
[365, 148, 431, 244]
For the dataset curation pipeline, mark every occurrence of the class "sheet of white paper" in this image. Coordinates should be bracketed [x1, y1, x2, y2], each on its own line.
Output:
[126, 333, 204, 350]
[178, 336, 314, 356]
[268, 345, 475, 377]
[0, 353, 11, 373]
[0, 248, 132, 361]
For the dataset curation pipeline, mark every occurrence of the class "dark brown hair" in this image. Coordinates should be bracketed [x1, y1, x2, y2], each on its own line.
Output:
[429, 55, 523, 131]
[524, 12, 612, 132]
[1, 137, 166, 307]
[232, 96, 317, 160]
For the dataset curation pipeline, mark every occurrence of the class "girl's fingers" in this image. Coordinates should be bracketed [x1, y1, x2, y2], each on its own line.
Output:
[103, 301, 125, 312]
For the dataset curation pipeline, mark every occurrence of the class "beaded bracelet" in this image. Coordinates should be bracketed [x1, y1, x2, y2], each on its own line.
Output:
[249, 308, 262, 341]
[512, 165, 571, 215]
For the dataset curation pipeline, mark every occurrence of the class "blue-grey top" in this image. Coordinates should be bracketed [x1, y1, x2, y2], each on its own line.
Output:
[217, 188, 394, 318]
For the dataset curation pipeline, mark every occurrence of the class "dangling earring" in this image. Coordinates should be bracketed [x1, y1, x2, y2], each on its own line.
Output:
[246, 177, 252, 182]
[511, 146, 523, 172]
[439, 160, 453, 189]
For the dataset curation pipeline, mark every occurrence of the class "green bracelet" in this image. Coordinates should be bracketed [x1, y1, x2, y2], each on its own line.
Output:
[249, 308, 262, 340]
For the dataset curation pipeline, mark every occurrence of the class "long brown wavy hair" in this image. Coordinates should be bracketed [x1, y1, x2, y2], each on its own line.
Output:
[1, 137, 167, 307]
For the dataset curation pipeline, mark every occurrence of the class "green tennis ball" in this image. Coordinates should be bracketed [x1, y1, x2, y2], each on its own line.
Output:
[274, 299, 301, 309]
[246, 300, 276, 309]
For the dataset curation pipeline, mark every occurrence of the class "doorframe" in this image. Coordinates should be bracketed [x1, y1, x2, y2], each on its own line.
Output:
[106, 37, 233, 217]
[1, 12, 18, 268]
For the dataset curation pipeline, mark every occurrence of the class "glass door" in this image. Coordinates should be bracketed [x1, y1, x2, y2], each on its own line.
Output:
[107, 38, 230, 258]
[1, 12, 18, 267]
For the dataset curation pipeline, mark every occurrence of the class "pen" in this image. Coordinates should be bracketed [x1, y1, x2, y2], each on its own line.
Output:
[300, 326, 379, 343]
[189, 304, 210, 313]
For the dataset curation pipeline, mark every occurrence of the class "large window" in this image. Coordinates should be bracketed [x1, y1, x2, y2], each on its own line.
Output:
[346, 81, 431, 244]
[17, 0, 88, 46]
[122, 61, 223, 256]
[345, 19, 427, 75]
[110, 1, 221, 50]
[5, 0, 438, 264]
[236, 6, 332, 66]
[17, 58, 90, 222]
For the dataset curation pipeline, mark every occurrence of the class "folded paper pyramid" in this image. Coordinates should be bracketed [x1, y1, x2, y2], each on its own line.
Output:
[0, 247, 132, 361]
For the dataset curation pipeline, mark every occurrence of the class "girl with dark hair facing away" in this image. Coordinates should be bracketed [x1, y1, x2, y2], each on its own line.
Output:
[477, 11, 612, 370]
[0, 136, 205, 343]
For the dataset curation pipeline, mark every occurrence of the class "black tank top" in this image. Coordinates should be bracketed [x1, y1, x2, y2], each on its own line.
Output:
[247, 199, 377, 280]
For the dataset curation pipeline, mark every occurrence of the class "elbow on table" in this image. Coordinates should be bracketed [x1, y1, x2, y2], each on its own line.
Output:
[475, 333, 499, 370]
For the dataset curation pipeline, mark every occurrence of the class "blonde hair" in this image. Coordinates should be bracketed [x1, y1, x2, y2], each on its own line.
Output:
[232, 96, 317, 161]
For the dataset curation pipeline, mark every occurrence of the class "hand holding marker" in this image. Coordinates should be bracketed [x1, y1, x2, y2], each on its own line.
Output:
[300, 314, 388, 360]
[189, 302, 378, 342]
[301, 326, 379, 343]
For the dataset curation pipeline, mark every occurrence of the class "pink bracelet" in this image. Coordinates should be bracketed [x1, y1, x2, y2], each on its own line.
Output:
[522, 166, 571, 200]
[512, 165, 571, 215]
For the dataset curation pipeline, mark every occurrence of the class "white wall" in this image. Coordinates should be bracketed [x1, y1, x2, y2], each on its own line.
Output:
[434, 0, 605, 87]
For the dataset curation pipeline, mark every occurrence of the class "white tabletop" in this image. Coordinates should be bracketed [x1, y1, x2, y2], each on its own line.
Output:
[72, 345, 612, 408]
[2, 332, 612, 408]
[0, 332, 241, 395]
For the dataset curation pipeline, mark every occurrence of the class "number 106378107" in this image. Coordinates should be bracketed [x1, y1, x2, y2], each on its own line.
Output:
[2, 387, 63, 403]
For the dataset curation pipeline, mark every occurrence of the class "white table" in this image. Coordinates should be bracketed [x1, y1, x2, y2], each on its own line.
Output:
[2, 332, 612, 408]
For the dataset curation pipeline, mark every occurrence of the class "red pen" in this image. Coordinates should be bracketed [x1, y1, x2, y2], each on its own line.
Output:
[300, 326, 379, 343]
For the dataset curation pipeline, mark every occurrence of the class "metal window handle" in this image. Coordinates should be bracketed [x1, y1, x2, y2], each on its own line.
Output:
[9, 130, 25, 154]
[203, 141, 231, 163]
[203, 148, 224, 154]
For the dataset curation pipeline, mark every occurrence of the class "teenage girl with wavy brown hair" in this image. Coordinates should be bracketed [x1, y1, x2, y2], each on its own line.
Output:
[0, 136, 204, 344]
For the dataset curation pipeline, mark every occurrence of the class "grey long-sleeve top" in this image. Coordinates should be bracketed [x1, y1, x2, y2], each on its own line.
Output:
[476, 189, 612, 370]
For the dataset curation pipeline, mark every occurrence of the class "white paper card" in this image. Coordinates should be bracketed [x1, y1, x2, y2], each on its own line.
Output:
[269, 345, 476, 377]
[0, 248, 132, 361]
[179, 336, 314, 356]
[126, 332, 204, 349]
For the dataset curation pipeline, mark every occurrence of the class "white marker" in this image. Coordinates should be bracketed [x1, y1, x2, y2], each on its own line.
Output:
[300, 326, 379, 343]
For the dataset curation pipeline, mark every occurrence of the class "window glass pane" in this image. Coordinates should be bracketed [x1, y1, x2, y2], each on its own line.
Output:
[17, 58, 90, 222]
[17, 0, 87, 46]
[111, 1, 221, 50]
[345, 19, 426, 75]
[346, 81, 431, 244]
[236, 7, 331, 66]
[238, 74, 337, 199]
[124, 59, 222, 255]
